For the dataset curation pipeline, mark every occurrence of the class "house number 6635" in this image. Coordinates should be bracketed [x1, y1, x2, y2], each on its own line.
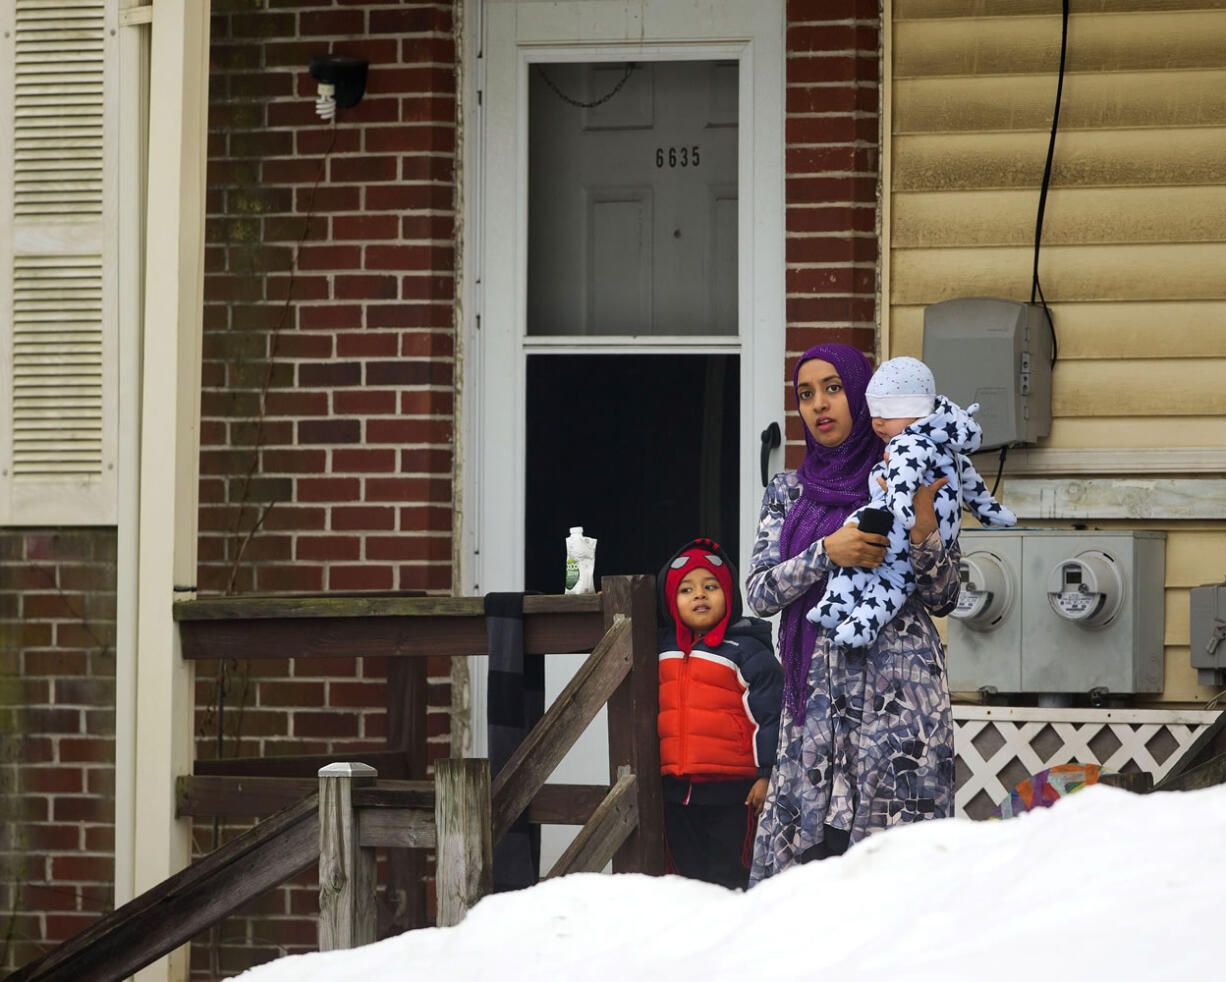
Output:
[655, 145, 701, 168]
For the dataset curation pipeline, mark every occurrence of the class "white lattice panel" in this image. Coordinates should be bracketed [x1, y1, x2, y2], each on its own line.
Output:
[953, 707, 1222, 820]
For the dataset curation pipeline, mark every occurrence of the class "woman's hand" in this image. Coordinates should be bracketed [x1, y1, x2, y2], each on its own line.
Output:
[823, 520, 888, 569]
[908, 475, 950, 543]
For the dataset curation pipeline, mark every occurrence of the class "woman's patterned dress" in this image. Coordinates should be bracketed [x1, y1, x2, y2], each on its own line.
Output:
[748, 471, 960, 884]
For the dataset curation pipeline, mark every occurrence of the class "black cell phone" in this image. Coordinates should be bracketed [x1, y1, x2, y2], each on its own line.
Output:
[856, 507, 894, 537]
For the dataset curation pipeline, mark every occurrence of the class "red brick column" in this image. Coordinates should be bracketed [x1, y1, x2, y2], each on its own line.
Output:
[783, 0, 881, 466]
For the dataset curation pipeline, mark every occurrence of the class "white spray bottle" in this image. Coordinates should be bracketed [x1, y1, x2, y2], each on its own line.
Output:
[564, 526, 597, 595]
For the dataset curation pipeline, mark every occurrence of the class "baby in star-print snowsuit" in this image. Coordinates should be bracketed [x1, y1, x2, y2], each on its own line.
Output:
[807, 357, 1017, 648]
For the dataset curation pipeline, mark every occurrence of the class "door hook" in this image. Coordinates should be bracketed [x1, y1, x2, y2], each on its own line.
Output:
[759, 422, 781, 487]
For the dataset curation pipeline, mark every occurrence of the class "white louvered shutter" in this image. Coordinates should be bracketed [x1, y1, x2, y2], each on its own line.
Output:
[0, 0, 117, 525]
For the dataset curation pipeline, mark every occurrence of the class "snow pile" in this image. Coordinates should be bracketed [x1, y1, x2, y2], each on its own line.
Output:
[229, 783, 1226, 982]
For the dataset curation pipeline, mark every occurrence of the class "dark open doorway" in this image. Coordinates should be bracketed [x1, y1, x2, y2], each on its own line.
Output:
[524, 353, 740, 594]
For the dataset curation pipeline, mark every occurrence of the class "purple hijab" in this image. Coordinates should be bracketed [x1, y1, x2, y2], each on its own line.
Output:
[778, 343, 884, 716]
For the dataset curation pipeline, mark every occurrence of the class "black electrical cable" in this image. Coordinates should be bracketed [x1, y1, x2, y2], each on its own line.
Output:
[1030, 0, 1069, 369]
[990, 444, 1008, 499]
[990, 0, 1069, 497]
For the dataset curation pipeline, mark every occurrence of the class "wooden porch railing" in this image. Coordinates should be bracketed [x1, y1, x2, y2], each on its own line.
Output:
[5, 575, 662, 981]
[4, 796, 322, 982]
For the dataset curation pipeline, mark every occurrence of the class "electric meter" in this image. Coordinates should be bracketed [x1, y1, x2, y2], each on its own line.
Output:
[951, 552, 1014, 631]
[949, 530, 1165, 695]
[1045, 551, 1124, 628]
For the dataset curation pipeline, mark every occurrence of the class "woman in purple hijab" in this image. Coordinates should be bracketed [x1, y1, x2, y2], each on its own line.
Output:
[746, 343, 961, 881]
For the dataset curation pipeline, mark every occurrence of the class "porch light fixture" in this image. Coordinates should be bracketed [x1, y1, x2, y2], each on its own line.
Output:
[308, 54, 369, 120]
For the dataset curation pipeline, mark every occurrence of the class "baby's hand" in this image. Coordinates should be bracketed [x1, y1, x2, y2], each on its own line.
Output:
[745, 777, 769, 816]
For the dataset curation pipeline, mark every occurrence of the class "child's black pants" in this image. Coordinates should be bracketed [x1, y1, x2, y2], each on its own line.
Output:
[662, 777, 756, 891]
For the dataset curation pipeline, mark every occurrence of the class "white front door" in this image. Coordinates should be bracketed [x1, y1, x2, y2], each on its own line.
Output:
[460, 0, 784, 858]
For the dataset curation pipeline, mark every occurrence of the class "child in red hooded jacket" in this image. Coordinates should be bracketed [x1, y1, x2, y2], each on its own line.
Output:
[657, 538, 782, 889]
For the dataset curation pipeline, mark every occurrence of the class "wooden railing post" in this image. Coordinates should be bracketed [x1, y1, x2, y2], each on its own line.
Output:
[434, 758, 492, 927]
[602, 574, 664, 874]
[318, 762, 378, 951]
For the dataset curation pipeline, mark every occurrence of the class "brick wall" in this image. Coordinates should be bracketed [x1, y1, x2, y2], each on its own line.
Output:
[783, 0, 881, 469]
[197, 2, 459, 975]
[202, 0, 457, 598]
[0, 530, 117, 974]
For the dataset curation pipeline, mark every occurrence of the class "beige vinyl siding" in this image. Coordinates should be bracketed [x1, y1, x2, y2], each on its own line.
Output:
[886, 2, 1226, 704]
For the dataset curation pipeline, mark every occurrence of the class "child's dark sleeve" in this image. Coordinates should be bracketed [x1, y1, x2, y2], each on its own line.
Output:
[741, 635, 783, 777]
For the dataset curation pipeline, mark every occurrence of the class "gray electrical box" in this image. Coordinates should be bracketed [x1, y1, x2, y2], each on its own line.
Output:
[1189, 581, 1226, 686]
[948, 529, 1166, 696]
[922, 297, 1053, 451]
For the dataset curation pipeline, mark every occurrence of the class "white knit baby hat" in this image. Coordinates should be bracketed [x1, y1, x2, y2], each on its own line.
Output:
[865, 356, 936, 419]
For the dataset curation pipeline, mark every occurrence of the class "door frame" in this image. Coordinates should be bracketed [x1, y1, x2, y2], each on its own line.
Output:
[459, 0, 784, 753]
